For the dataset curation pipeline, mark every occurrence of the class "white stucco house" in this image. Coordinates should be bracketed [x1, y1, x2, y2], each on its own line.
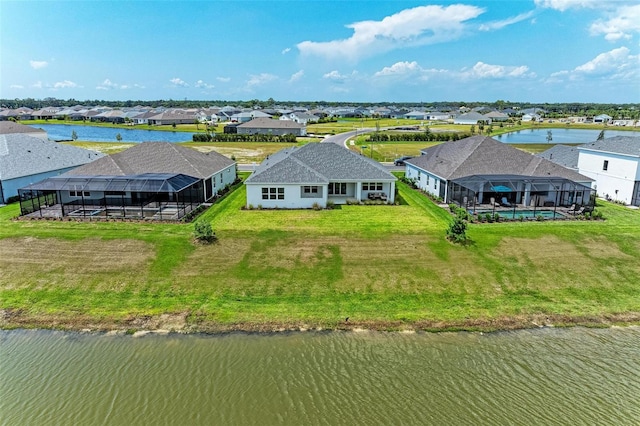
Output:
[245, 143, 396, 209]
[576, 136, 640, 206]
[0, 133, 104, 204]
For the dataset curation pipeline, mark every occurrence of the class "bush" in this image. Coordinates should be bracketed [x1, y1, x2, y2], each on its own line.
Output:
[193, 221, 217, 243]
[326, 200, 335, 210]
[446, 217, 468, 244]
[312, 202, 322, 210]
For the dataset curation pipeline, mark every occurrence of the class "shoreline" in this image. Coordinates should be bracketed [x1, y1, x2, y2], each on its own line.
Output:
[2, 309, 640, 335]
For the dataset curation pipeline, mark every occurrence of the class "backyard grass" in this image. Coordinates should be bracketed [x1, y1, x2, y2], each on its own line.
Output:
[1, 183, 639, 333]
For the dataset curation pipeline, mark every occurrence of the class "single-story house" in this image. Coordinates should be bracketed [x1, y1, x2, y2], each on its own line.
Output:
[245, 142, 396, 208]
[593, 114, 612, 124]
[231, 111, 272, 123]
[237, 118, 306, 136]
[19, 142, 236, 220]
[453, 111, 491, 125]
[576, 136, 640, 206]
[404, 135, 594, 209]
[1, 133, 104, 204]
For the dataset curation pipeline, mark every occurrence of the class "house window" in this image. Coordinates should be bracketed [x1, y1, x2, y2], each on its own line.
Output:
[105, 191, 124, 196]
[70, 190, 90, 197]
[328, 182, 347, 195]
[262, 187, 284, 200]
[434, 179, 438, 190]
[426, 175, 430, 185]
[362, 183, 383, 191]
[301, 186, 321, 198]
[603, 160, 609, 171]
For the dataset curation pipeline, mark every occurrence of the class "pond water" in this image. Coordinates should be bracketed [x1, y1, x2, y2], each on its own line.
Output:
[2, 327, 639, 425]
[495, 128, 640, 144]
[33, 124, 197, 143]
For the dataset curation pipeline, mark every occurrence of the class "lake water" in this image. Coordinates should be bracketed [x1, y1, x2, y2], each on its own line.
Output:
[2, 327, 639, 425]
[33, 124, 197, 143]
[495, 128, 640, 144]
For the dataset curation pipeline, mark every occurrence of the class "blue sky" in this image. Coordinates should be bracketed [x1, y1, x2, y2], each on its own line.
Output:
[1, 0, 638, 103]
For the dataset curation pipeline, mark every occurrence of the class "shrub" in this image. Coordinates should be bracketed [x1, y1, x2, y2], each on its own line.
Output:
[446, 217, 468, 244]
[485, 213, 493, 223]
[193, 221, 217, 243]
[312, 202, 322, 210]
[449, 203, 457, 213]
[536, 214, 545, 221]
[326, 200, 335, 210]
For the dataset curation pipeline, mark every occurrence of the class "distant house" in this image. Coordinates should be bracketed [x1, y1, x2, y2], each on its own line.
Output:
[19, 142, 237, 219]
[0, 133, 104, 204]
[453, 111, 490, 125]
[483, 111, 509, 122]
[231, 111, 271, 123]
[576, 136, 640, 206]
[237, 118, 306, 136]
[404, 135, 594, 208]
[148, 111, 197, 125]
[284, 112, 319, 125]
[245, 143, 396, 208]
[404, 111, 427, 120]
[593, 114, 612, 124]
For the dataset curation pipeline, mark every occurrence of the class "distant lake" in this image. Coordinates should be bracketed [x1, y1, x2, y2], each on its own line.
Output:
[495, 128, 640, 144]
[34, 124, 197, 143]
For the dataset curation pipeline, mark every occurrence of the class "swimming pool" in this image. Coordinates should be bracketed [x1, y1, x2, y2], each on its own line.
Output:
[472, 209, 566, 219]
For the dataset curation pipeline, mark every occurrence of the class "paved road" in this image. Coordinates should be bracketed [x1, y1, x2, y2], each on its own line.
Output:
[238, 127, 406, 173]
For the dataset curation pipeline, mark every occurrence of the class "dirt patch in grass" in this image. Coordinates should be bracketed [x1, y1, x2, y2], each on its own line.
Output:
[578, 236, 634, 260]
[0, 237, 155, 288]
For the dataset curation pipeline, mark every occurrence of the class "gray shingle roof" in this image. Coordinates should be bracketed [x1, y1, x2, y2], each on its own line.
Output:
[66, 142, 235, 178]
[407, 135, 592, 182]
[0, 134, 104, 180]
[0, 121, 46, 135]
[578, 136, 640, 157]
[537, 144, 581, 169]
[246, 143, 395, 184]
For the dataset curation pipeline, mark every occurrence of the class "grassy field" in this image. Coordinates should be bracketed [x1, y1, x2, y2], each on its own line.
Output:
[1, 181, 639, 333]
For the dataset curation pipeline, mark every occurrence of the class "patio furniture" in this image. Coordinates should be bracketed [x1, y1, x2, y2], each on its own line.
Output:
[500, 197, 512, 207]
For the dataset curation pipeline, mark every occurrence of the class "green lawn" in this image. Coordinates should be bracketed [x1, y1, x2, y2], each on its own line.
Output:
[1, 183, 639, 332]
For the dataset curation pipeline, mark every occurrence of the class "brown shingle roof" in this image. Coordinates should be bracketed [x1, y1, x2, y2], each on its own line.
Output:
[66, 142, 234, 178]
[407, 135, 592, 182]
[0, 121, 46, 135]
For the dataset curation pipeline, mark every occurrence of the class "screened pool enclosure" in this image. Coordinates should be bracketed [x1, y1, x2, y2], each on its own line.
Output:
[19, 173, 204, 220]
[447, 174, 596, 219]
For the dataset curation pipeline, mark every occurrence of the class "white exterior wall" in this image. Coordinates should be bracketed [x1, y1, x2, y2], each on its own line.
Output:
[246, 184, 327, 209]
[578, 150, 639, 204]
[211, 165, 237, 195]
[405, 164, 444, 199]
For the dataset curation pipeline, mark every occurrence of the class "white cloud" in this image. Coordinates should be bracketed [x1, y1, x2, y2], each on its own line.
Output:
[589, 5, 640, 41]
[479, 10, 535, 31]
[96, 79, 120, 90]
[534, 0, 600, 11]
[169, 77, 189, 87]
[297, 4, 484, 61]
[29, 60, 48, 69]
[32, 81, 43, 89]
[289, 70, 304, 83]
[246, 73, 277, 87]
[374, 61, 423, 77]
[195, 79, 215, 89]
[465, 62, 534, 79]
[53, 80, 79, 89]
[216, 76, 231, 83]
[575, 46, 636, 75]
[282, 47, 291, 54]
[322, 70, 349, 81]
[549, 47, 638, 82]
[10, 84, 24, 89]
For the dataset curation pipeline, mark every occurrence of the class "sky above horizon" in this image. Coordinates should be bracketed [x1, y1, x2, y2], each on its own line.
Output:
[1, 0, 639, 104]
